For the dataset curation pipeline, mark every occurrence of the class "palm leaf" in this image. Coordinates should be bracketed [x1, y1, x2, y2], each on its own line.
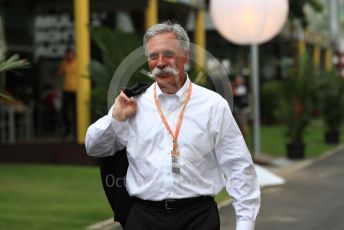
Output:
[0, 54, 30, 73]
[89, 26, 141, 121]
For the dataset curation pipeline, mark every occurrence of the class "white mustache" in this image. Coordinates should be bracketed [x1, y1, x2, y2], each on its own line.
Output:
[148, 66, 180, 79]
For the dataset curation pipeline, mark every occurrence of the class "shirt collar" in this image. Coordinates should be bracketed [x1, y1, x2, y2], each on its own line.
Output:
[155, 73, 190, 99]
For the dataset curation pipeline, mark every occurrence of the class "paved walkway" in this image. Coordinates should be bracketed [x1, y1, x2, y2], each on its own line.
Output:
[220, 145, 344, 230]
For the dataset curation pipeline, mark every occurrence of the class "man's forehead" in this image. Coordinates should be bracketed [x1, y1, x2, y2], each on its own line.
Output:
[147, 37, 181, 47]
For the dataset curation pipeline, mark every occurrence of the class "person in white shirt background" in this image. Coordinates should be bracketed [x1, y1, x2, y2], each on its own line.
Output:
[85, 21, 260, 230]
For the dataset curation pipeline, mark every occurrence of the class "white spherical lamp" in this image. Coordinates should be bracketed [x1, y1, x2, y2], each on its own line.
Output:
[210, 0, 289, 45]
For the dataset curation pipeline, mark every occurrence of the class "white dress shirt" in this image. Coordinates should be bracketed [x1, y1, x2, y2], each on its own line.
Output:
[85, 76, 260, 230]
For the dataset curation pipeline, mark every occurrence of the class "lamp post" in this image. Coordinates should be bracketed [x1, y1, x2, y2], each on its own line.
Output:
[210, 0, 288, 156]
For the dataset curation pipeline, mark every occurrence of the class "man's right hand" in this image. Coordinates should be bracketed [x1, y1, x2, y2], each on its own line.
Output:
[112, 91, 137, 122]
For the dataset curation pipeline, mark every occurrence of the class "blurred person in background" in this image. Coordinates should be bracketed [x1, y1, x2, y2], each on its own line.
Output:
[41, 83, 61, 134]
[58, 48, 77, 140]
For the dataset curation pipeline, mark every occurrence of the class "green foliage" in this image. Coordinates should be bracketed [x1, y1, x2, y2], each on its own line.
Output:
[280, 52, 319, 144]
[0, 54, 30, 102]
[289, 0, 324, 27]
[260, 81, 285, 124]
[188, 69, 214, 90]
[259, 119, 344, 158]
[0, 54, 30, 73]
[317, 72, 344, 132]
[89, 27, 142, 121]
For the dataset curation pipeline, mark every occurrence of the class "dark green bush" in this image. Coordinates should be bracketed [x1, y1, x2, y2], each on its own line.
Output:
[317, 72, 344, 132]
[260, 81, 285, 124]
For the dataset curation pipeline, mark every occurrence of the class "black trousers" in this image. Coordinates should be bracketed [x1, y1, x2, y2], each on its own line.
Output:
[125, 197, 220, 230]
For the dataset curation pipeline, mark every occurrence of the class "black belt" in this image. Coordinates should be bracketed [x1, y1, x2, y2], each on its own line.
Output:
[132, 196, 214, 210]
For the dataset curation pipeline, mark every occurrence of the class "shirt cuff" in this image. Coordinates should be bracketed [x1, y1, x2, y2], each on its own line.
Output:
[236, 219, 255, 230]
[111, 116, 128, 133]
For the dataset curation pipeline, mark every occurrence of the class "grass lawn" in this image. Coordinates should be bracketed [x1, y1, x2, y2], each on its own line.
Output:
[0, 164, 112, 230]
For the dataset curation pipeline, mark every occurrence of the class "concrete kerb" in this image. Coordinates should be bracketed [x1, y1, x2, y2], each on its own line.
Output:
[86, 144, 344, 230]
[269, 144, 344, 177]
[86, 218, 120, 230]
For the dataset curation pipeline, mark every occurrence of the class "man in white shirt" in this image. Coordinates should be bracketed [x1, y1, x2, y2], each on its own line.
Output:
[85, 21, 260, 230]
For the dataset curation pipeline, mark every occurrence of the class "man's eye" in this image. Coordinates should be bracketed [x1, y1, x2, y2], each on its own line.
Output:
[148, 53, 158, 59]
[163, 51, 175, 58]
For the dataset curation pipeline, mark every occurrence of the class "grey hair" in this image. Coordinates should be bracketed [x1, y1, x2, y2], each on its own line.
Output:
[143, 21, 190, 55]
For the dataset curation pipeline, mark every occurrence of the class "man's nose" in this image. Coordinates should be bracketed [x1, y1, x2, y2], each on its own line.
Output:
[156, 54, 168, 68]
